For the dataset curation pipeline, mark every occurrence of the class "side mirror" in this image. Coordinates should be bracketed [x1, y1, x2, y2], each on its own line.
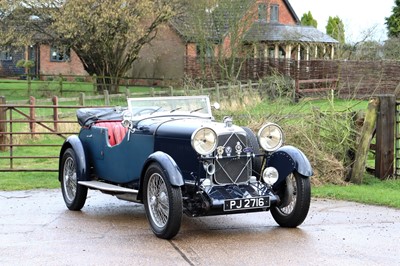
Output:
[212, 102, 220, 110]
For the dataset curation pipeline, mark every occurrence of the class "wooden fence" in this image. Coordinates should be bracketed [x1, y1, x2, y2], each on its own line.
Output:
[0, 93, 398, 180]
[185, 58, 400, 98]
[0, 81, 264, 172]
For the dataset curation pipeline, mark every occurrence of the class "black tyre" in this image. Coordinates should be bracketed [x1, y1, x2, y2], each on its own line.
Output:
[143, 163, 182, 239]
[60, 148, 88, 211]
[242, 127, 263, 178]
[270, 172, 310, 227]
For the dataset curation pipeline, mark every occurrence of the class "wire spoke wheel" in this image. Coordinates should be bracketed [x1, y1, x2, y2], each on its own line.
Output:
[60, 148, 87, 211]
[144, 163, 182, 239]
[63, 157, 77, 203]
[271, 172, 310, 227]
[147, 173, 169, 228]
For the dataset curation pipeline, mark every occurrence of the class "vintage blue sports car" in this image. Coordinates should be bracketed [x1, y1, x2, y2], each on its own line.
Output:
[59, 95, 312, 239]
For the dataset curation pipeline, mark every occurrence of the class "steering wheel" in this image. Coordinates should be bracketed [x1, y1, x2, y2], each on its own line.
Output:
[132, 107, 159, 116]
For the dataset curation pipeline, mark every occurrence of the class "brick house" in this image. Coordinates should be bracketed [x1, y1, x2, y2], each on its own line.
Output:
[1, 0, 336, 81]
[0, 42, 87, 79]
[128, 0, 337, 82]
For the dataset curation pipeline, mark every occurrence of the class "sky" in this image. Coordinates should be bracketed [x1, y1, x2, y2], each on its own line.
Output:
[289, 0, 395, 43]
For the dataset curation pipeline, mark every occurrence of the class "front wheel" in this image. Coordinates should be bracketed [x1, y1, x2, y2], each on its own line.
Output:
[270, 172, 310, 227]
[143, 163, 182, 239]
[60, 148, 88, 211]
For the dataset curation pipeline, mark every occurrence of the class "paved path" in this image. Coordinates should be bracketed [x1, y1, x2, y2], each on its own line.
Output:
[1, 189, 399, 265]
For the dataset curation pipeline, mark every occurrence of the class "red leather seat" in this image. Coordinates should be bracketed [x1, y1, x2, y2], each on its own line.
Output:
[94, 121, 128, 146]
[113, 124, 128, 144]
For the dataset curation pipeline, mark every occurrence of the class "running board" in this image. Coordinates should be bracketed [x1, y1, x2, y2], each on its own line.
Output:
[78, 181, 138, 194]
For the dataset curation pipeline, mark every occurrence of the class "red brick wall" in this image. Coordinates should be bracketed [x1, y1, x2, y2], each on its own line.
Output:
[272, 0, 297, 25]
[186, 44, 197, 57]
[254, 0, 297, 25]
[39, 44, 88, 77]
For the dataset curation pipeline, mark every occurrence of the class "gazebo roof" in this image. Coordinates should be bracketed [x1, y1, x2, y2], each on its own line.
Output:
[244, 22, 338, 44]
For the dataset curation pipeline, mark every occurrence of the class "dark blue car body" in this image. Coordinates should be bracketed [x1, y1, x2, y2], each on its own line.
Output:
[59, 96, 312, 239]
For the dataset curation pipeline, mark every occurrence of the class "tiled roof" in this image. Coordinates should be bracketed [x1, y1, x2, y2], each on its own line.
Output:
[171, 0, 254, 42]
[244, 22, 338, 43]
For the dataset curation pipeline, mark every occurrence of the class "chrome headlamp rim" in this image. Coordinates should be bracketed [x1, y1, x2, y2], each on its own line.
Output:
[191, 127, 218, 156]
[257, 123, 284, 152]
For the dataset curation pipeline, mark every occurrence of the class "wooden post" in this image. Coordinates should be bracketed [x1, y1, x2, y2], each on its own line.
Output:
[79, 92, 85, 106]
[29, 96, 36, 137]
[350, 98, 379, 184]
[0, 96, 6, 151]
[27, 74, 32, 96]
[104, 90, 110, 105]
[169, 86, 174, 96]
[375, 95, 395, 179]
[93, 74, 97, 95]
[150, 87, 155, 97]
[216, 83, 221, 103]
[59, 73, 63, 95]
[52, 96, 59, 132]
[238, 81, 243, 105]
[125, 89, 131, 98]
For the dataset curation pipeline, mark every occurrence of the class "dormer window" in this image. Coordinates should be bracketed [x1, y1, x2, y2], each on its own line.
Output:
[258, 3, 267, 21]
[270, 4, 279, 23]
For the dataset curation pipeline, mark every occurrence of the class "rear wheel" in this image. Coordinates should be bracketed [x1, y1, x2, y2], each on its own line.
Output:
[143, 163, 182, 239]
[61, 148, 88, 211]
[270, 172, 310, 227]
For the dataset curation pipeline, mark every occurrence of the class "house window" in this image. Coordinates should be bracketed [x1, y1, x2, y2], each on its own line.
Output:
[270, 4, 279, 23]
[258, 4, 267, 21]
[0, 50, 12, 61]
[196, 44, 213, 58]
[50, 46, 70, 62]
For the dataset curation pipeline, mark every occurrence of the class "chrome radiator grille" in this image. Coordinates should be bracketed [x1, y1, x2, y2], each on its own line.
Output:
[213, 132, 252, 185]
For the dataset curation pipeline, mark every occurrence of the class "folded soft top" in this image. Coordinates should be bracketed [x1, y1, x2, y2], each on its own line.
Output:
[76, 107, 124, 126]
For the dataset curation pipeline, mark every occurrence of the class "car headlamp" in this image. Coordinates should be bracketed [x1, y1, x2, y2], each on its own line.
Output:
[191, 127, 218, 155]
[262, 167, 279, 185]
[257, 123, 284, 152]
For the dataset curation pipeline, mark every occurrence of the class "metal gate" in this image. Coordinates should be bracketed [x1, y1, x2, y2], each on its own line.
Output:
[0, 96, 80, 172]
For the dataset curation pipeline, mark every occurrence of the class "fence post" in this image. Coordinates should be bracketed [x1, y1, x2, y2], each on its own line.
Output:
[104, 90, 110, 105]
[79, 92, 85, 106]
[125, 89, 131, 98]
[375, 95, 395, 179]
[350, 97, 379, 184]
[150, 87, 155, 97]
[238, 81, 243, 105]
[59, 74, 63, 96]
[52, 96, 59, 132]
[247, 80, 253, 96]
[216, 83, 221, 102]
[0, 96, 6, 151]
[27, 74, 32, 96]
[29, 96, 36, 138]
[93, 74, 97, 95]
[169, 86, 174, 96]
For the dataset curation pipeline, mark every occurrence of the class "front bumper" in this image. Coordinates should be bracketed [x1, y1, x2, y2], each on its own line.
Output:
[185, 183, 280, 216]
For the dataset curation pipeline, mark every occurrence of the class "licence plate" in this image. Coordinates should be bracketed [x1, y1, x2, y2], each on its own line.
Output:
[223, 197, 270, 211]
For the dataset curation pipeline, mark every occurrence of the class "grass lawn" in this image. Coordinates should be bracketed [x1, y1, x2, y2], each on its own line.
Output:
[0, 78, 163, 101]
[313, 175, 400, 209]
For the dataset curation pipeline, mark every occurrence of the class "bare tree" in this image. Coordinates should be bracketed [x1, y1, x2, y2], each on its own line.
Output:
[0, 0, 182, 92]
[180, 0, 257, 82]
